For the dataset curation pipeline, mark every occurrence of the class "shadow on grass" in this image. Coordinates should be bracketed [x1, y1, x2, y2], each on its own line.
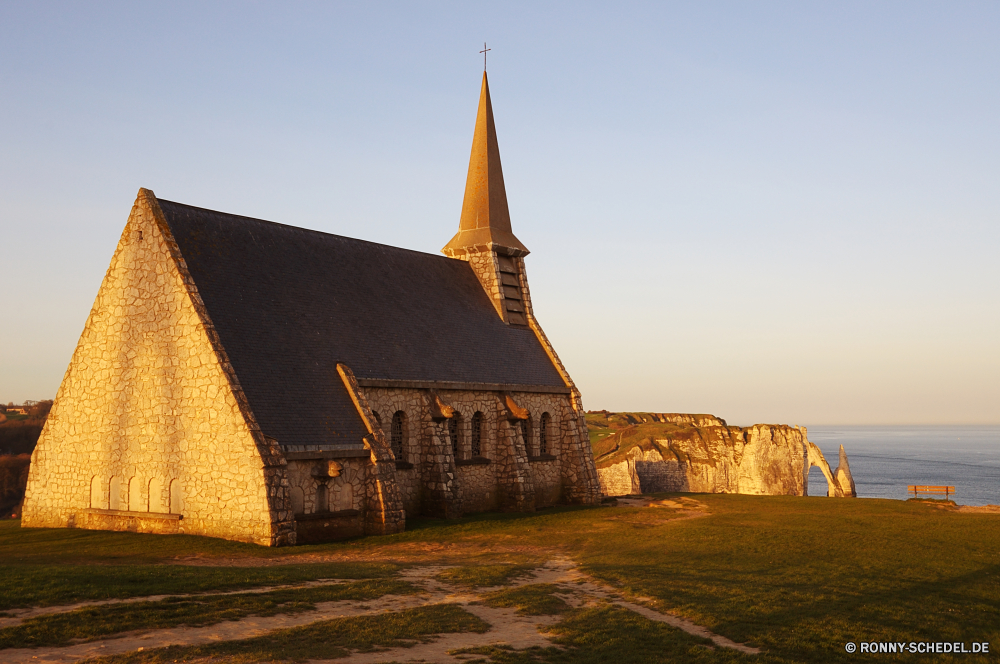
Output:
[454, 604, 771, 664]
[87, 604, 488, 664]
[0, 579, 418, 649]
[0, 562, 400, 610]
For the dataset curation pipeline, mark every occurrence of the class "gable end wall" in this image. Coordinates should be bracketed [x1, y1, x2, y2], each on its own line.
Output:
[21, 190, 291, 545]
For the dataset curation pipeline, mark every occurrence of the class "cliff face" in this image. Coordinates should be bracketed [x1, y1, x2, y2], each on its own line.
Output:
[589, 412, 855, 498]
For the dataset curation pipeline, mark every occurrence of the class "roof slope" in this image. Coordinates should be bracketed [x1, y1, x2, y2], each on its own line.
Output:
[158, 199, 565, 449]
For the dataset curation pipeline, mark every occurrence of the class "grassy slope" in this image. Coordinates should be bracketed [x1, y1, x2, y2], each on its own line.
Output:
[5, 495, 999, 662]
[586, 411, 715, 467]
[585, 410, 804, 469]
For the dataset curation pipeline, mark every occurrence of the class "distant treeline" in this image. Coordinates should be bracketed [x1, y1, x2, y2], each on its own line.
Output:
[0, 401, 51, 455]
[1, 454, 30, 517]
[0, 401, 50, 517]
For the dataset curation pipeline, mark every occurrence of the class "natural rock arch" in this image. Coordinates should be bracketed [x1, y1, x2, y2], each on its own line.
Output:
[805, 442, 856, 497]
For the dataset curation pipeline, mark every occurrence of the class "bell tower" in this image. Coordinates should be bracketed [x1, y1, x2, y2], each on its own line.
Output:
[442, 72, 531, 327]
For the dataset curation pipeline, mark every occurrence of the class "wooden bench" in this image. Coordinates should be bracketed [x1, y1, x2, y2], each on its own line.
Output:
[908, 485, 956, 498]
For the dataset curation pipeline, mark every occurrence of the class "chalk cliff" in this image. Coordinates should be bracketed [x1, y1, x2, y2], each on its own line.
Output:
[589, 412, 855, 498]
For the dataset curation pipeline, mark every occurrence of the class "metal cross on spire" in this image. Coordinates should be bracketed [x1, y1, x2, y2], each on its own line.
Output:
[480, 42, 491, 71]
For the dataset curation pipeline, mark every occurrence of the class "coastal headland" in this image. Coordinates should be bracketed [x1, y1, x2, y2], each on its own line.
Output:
[588, 411, 856, 498]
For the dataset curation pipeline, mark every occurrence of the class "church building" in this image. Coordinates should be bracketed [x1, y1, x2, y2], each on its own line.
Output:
[22, 73, 602, 545]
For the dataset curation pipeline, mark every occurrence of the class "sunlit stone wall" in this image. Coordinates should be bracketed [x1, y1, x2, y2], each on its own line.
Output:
[21, 192, 289, 545]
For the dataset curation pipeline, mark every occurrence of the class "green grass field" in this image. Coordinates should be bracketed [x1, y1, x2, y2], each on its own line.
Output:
[0, 579, 417, 649]
[3, 494, 998, 663]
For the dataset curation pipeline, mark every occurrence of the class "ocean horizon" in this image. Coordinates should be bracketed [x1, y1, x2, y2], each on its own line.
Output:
[805, 425, 1000, 506]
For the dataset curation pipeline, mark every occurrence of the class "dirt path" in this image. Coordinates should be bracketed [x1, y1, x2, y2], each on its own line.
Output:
[1, 501, 762, 664]
[0, 579, 359, 629]
[0, 554, 758, 664]
[956, 504, 1000, 514]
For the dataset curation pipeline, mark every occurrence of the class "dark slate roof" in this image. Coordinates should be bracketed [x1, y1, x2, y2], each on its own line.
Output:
[157, 199, 566, 449]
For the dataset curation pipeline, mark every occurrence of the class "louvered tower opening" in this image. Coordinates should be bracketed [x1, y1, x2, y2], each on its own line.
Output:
[498, 256, 527, 327]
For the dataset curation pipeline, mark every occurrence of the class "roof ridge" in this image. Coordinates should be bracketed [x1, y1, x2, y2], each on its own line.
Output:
[157, 198, 462, 264]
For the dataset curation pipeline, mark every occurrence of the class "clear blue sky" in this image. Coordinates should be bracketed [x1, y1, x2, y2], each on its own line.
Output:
[2, 2, 998, 425]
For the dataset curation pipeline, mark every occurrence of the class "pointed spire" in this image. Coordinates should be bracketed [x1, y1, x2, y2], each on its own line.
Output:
[442, 72, 529, 258]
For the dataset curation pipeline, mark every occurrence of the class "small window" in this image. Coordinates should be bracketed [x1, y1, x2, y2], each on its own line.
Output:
[316, 482, 329, 513]
[518, 417, 532, 455]
[391, 411, 406, 459]
[540, 412, 551, 455]
[448, 413, 461, 457]
[471, 411, 484, 457]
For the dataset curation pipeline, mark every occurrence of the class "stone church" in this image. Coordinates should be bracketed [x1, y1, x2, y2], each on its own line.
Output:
[22, 73, 602, 546]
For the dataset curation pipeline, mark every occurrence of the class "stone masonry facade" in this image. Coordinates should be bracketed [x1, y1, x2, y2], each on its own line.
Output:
[360, 386, 592, 519]
[21, 191, 291, 545]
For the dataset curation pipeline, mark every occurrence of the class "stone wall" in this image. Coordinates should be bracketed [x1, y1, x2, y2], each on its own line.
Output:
[361, 386, 584, 515]
[456, 463, 498, 512]
[285, 457, 364, 516]
[528, 459, 562, 507]
[21, 190, 288, 545]
[442, 247, 601, 509]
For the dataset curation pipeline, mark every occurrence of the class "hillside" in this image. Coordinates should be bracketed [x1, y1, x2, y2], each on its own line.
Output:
[0, 401, 51, 456]
[586, 411, 730, 467]
[0, 402, 49, 517]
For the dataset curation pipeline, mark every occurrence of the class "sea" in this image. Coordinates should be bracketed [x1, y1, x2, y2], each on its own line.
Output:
[806, 425, 1000, 506]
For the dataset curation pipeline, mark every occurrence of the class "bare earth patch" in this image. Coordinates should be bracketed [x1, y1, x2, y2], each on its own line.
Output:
[956, 504, 1000, 514]
[0, 559, 758, 664]
[168, 541, 549, 568]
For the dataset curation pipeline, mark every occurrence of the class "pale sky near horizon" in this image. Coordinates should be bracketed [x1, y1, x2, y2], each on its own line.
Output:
[1, 2, 997, 426]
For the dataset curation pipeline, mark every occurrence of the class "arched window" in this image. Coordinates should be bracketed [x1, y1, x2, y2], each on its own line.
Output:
[471, 411, 483, 457]
[289, 486, 305, 515]
[448, 413, 461, 458]
[128, 476, 141, 512]
[391, 411, 406, 459]
[518, 417, 533, 455]
[108, 476, 122, 510]
[334, 483, 355, 511]
[169, 479, 184, 514]
[540, 412, 551, 455]
[89, 476, 102, 509]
